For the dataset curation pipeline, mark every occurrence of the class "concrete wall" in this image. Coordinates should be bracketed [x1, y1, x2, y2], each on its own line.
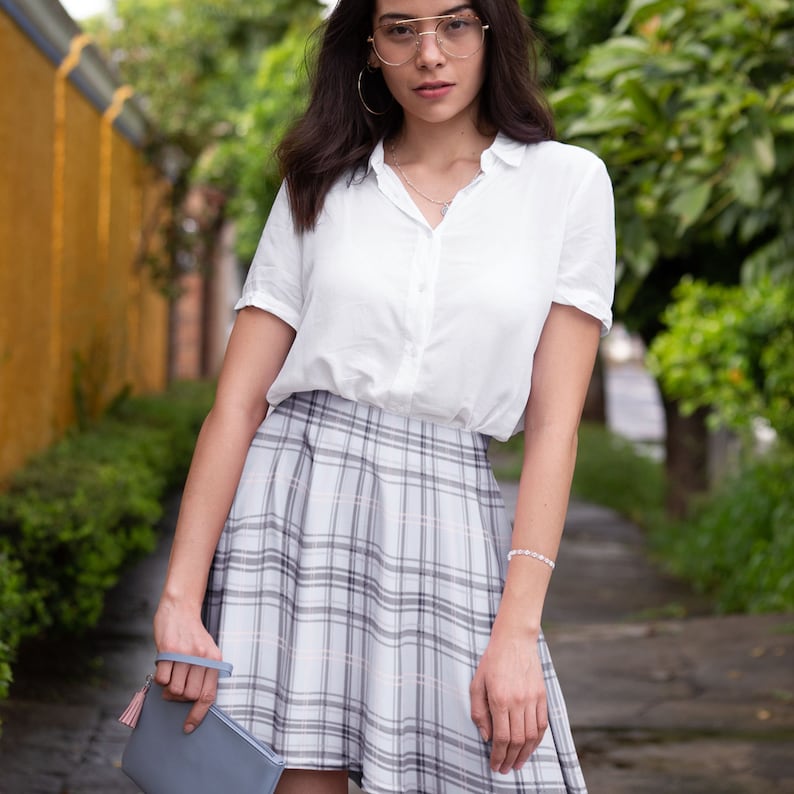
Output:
[0, 1, 170, 481]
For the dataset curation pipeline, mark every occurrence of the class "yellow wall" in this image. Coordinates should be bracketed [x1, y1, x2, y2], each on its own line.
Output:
[0, 12, 170, 481]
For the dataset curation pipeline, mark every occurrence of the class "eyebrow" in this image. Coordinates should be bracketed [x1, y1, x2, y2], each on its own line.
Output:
[377, 5, 474, 23]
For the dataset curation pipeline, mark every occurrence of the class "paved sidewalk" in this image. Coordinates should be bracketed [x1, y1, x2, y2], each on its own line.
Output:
[0, 489, 792, 794]
[505, 487, 794, 794]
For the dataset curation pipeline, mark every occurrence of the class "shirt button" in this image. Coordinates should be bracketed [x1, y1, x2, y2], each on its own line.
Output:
[417, 282, 426, 293]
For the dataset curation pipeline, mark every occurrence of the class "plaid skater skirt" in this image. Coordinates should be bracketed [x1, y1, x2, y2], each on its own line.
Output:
[203, 391, 587, 794]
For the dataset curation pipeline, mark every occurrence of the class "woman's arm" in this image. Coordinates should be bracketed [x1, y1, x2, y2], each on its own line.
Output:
[470, 303, 602, 774]
[153, 306, 296, 732]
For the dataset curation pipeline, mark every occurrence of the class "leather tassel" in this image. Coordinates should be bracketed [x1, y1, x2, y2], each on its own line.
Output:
[118, 675, 152, 729]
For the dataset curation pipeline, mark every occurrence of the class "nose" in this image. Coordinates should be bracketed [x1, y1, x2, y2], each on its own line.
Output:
[415, 30, 445, 67]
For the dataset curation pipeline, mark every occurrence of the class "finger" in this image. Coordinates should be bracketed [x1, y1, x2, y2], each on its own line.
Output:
[183, 668, 219, 734]
[162, 661, 190, 698]
[499, 709, 526, 774]
[514, 707, 536, 771]
[469, 675, 492, 742]
[153, 658, 173, 687]
[516, 691, 547, 769]
[181, 663, 207, 702]
[533, 693, 549, 753]
[489, 703, 510, 772]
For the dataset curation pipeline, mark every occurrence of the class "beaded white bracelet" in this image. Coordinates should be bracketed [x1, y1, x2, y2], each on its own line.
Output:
[507, 549, 556, 570]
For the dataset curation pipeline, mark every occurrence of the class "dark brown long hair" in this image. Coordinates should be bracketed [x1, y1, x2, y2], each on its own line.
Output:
[278, 0, 555, 231]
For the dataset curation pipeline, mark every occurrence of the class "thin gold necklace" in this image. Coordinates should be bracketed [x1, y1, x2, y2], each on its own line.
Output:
[389, 142, 482, 217]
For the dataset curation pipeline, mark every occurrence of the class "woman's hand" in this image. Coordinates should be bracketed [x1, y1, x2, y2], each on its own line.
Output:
[153, 599, 223, 734]
[469, 626, 548, 774]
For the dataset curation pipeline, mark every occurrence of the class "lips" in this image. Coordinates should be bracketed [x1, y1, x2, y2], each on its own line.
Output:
[414, 81, 454, 99]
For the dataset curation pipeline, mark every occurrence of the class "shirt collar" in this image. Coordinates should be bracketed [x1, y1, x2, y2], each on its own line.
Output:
[481, 132, 526, 171]
[366, 131, 526, 176]
[368, 138, 387, 176]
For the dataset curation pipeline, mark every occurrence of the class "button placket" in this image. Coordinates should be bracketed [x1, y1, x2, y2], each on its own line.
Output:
[388, 232, 437, 411]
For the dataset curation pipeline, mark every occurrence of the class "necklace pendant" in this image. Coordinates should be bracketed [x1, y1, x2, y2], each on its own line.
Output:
[440, 202, 450, 216]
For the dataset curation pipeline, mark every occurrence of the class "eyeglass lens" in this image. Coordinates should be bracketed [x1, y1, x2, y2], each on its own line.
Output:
[372, 16, 485, 66]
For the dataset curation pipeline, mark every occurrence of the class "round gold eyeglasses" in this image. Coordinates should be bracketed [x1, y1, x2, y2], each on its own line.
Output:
[368, 14, 489, 67]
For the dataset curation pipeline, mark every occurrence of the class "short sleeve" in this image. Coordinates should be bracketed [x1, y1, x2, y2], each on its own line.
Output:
[234, 182, 303, 330]
[552, 154, 616, 336]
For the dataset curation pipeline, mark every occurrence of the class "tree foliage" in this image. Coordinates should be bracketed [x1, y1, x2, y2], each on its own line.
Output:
[538, 0, 625, 74]
[517, 0, 625, 83]
[85, 0, 323, 280]
[552, 0, 794, 335]
[198, 16, 321, 263]
[89, 0, 321, 182]
[648, 277, 794, 446]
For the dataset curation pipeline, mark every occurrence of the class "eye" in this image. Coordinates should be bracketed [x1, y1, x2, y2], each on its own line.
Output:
[443, 16, 475, 35]
[383, 22, 416, 39]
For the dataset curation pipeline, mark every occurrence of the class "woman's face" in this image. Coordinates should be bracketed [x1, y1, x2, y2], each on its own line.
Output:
[370, 0, 487, 129]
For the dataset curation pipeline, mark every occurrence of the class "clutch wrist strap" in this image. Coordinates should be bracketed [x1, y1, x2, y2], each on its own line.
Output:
[155, 652, 233, 677]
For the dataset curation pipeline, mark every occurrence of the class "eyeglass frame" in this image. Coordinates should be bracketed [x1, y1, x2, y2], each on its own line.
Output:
[367, 14, 490, 67]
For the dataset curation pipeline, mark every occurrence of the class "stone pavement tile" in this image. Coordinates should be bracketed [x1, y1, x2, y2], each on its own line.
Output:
[579, 734, 794, 794]
[0, 700, 95, 764]
[0, 658, 144, 794]
[534, 498, 710, 624]
[548, 614, 794, 734]
[0, 774, 63, 794]
[64, 714, 141, 792]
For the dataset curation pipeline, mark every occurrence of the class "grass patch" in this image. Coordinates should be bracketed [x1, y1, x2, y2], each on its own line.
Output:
[489, 421, 665, 523]
[572, 423, 665, 523]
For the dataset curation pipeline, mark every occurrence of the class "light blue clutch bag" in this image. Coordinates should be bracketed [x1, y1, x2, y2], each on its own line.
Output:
[119, 652, 285, 794]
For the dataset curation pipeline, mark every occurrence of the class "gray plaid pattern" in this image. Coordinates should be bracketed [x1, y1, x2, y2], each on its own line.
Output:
[204, 391, 587, 793]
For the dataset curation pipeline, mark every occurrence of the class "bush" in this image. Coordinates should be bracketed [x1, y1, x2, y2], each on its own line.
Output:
[650, 446, 794, 613]
[0, 381, 214, 702]
[649, 277, 794, 445]
[0, 547, 36, 701]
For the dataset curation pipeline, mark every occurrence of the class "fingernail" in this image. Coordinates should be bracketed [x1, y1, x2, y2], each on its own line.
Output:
[479, 728, 488, 741]
[184, 724, 195, 734]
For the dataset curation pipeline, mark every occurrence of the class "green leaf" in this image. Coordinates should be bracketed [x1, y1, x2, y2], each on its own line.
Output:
[727, 158, 763, 207]
[752, 130, 776, 175]
[621, 78, 663, 126]
[670, 182, 712, 234]
[614, 0, 673, 35]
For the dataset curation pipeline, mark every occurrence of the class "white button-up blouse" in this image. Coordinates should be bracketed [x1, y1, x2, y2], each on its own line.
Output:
[236, 133, 615, 441]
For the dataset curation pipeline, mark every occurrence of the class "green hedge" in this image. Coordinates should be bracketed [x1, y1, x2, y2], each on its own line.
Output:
[650, 446, 794, 614]
[0, 381, 214, 701]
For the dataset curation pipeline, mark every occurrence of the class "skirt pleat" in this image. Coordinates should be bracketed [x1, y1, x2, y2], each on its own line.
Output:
[203, 391, 587, 794]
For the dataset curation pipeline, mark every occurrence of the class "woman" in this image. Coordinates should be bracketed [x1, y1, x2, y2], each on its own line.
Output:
[153, 1, 615, 792]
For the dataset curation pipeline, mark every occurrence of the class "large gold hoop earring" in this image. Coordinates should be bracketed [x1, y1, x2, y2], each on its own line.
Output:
[357, 65, 393, 116]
